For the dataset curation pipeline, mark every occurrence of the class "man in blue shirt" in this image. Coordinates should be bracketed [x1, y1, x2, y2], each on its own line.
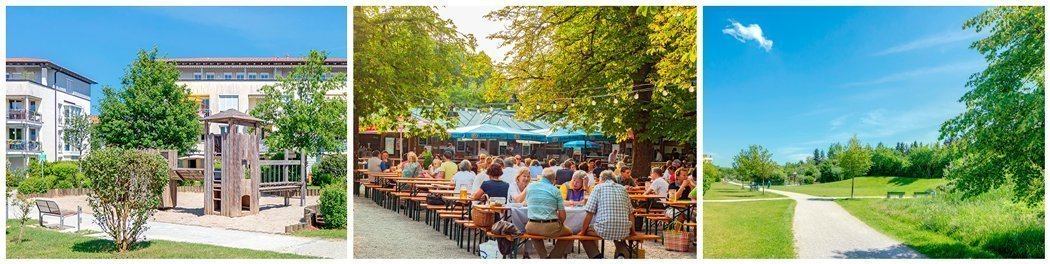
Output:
[524, 168, 573, 258]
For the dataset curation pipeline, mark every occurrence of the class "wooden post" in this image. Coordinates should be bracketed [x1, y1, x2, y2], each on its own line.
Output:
[203, 123, 215, 215]
[300, 152, 307, 207]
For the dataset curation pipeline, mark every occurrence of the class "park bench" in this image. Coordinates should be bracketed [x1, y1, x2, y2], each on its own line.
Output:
[886, 191, 905, 198]
[34, 199, 80, 231]
[913, 191, 934, 198]
[749, 185, 761, 192]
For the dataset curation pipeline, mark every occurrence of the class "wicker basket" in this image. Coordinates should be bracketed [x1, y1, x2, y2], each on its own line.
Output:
[472, 204, 496, 228]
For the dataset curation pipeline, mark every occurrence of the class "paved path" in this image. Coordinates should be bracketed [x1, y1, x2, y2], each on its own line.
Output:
[7, 203, 346, 259]
[352, 196, 476, 259]
[750, 185, 925, 259]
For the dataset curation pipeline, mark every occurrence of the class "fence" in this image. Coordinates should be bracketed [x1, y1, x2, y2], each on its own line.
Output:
[24, 186, 321, 198]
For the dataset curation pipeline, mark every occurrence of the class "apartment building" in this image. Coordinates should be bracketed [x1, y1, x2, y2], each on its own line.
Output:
[6, 58, 95, 171]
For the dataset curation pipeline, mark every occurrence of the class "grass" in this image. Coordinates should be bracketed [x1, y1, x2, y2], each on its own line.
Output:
[6, 220, 312, 259]
[837, 187, 1044, 259]
[290, 228, 346, 239]
[704, 181, 786, 200]
[703, 199, 796, 258]
[771, 176, 947, 197]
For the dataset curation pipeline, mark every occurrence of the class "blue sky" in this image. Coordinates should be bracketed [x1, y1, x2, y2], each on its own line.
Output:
[704, 6, 989, 167]
[7, 6, 347, 113]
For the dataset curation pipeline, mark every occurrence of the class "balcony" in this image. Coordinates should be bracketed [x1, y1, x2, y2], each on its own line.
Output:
[7, 140, 42, 153]
[8, 109, 43, 124]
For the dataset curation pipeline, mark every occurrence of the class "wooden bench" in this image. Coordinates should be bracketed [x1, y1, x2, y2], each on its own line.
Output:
[34, 199, 80, 231]
[886, 191, 905, 198]
[913, 191, 934, 198]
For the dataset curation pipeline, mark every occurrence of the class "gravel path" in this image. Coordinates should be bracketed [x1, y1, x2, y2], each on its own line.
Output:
[758, 186, 925, 259]
[352, 195, 695, 259]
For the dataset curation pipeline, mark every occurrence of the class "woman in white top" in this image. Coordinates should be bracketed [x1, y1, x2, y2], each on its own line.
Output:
[451, 160, 477, 191]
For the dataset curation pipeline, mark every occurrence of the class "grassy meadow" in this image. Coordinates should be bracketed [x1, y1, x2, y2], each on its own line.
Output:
[703, 189, 796, 258]
[6, 220, 310, 259]
[837, 187, 1044, 258]
[704, 181, 787, 200]
[772, 176, 947, 197]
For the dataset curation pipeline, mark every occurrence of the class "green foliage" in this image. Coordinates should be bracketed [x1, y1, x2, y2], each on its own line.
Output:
[8, 192, 34, 243]
[319, 182, 348, 229]
[817, 161, 844, 183]
[251, 50, 347, 155]
[95, 48, 200, 154]
[870, 145, 910, 176]
[838, 135, 873, 180]
[800, 175, 815, 184]
[311, 154, 347, 187]
[62, 113, 91, 154]
[733, 145, 777, 183]
[353, 6, 477, 137]
[773, 176, 948, 197]
[702, 160, 719, 194]
[838, 187, 1044, 258]
[940, 6, 1044, 206]
[82, 148, 169, 252]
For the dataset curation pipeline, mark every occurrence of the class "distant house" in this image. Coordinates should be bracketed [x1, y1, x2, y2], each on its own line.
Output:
[6, 58, 95, 171]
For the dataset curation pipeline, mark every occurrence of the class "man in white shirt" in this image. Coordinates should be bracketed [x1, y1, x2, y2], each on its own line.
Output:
[366, 150, 382, 172]
[500, 158, 521, 199]
[643, 167, 670, 209]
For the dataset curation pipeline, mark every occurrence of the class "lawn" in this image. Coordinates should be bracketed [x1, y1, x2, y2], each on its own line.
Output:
[704, 181, 786, 200]
[703, 199, 796, 258]
[771, 176, 947, 197]
[290, 228, 347, 239]
[6, 220, 311, 259]
[837, 187, 1044, 259]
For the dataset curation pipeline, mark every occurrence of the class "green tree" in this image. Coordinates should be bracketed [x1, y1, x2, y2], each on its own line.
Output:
[941, 7, 1044, 205]
[732, 145, 777, 184]
[82, 148, 169, 252]
[353, 6, 478, 141]
[251, 50, 347, 156]
[702, 160, 719, 194]
[95, 48, 200, 154]
[487, 6, 696, 177]
[838, 135, 873, 198]
[61, 114, 91, 156]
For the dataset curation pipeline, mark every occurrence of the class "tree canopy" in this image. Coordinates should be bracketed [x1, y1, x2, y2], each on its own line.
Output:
[838, 135, 873, 181]
[486, 6, 696, 176]
[941, 6, 1045, 205]
[733, 145, 776, 183]
[95, 48, 200, 154]
[251, 50, 347, 155]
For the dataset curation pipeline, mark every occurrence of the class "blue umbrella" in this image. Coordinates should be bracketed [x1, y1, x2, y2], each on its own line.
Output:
[532, 127, 612, 143]
[448, 124, 546, 142]
[562, 140, 600, 149]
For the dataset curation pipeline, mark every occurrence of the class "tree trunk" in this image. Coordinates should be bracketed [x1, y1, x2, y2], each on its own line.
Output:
[631, 138, 655, 179]
[628, 48, 656, 180]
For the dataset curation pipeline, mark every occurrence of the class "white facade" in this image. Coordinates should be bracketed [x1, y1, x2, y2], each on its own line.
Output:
[5, 59, 95, 172]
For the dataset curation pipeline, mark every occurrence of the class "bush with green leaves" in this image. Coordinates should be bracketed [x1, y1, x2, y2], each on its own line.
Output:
[311, 154, 347, 187]
[82, 148, 169, 252]
[319, 182, 348, 229]
[801, 175, 815, 184]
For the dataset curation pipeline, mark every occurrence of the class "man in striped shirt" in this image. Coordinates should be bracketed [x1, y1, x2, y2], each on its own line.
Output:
[524, 168, 573, 258]
[578, 170, 636, 258]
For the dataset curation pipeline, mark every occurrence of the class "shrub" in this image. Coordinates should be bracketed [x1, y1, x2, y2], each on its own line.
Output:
[319, 182, 348, 229]
[801, 175, 815, 184]
[18, 176, 52, 194]
[82, 148, 169, 252]
[312, 154, 347, 187]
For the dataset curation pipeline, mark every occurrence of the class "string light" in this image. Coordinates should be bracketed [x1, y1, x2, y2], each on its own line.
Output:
[688, 87, 695, 93]
[591, 100, 596, 106]
[662, 90, 668, 96]
[634, 93, 639, 99]
[613, 98, 618, 104]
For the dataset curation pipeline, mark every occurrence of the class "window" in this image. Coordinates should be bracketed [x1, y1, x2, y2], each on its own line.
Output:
[260, 73, 270, 79]
[9, 128, 23, 140]
[223, 73, 233, 80]
[193, 73, 202, 80]
[218, 95, 239, 111]
[236, 73, 245, 80]
[248, 73, 256, 80]
[206, 73, 215, 80]
[5, 73, 9, 80]
[219, 124, 229, 135]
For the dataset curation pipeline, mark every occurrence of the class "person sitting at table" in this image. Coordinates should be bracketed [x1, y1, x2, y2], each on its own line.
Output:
[528, 160, 543, 179]
[577, 170, 635, 259]
[641, 167, 670, 209]
[426, 159, 441, 178]
[477, 156, 491, 175]
[577, 163, 595, 188]
[452, 160, 476, 191]
[555, 160, 576, 185]
[510, 168, 532, 203]
[670, 167, 695, 201]
[524, 168, 574, 259]
[548, 159, 561, 171]
[438, 154, 458, 180]
[473, 164, 509, 203]
[617, 166, 638, 187]
[380, 152, 392, 172]
[500, 158, 522, 200]
[366, 150, 382, 172]
[562, 171, 589, 206]
[515, 155, 526, 168]
[593, 159, 606, 178]
[401, 152, 422, 178]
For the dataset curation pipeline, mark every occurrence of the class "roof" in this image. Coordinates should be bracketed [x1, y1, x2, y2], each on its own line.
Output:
[201, 109, 265, 124]
[166, 57, 347, 66]
[6, 58, 98, 84]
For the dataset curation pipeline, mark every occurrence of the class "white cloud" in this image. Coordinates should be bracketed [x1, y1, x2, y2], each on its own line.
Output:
[844, 60, 984, 87]
[723, 20, 773, 52]
[874, 31, 980, 56]
[830, 115, 849, 130]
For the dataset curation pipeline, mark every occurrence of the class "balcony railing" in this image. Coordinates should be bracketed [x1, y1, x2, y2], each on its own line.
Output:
[8, 140, 41, 152]
[8, 109, 42, 123]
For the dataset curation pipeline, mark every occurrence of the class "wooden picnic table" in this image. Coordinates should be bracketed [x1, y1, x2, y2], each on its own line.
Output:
[658, 200, 697, 221]
[430, 189, 461, 195]
[629, 194, 665, 214]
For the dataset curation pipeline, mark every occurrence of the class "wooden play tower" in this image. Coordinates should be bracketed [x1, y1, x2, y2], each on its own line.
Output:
[202, 110, 264, 217]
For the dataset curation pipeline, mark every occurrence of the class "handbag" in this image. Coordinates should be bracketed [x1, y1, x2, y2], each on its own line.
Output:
[471, 195, 497, 228]
[662, 221, 694, 252]
[491, 214, 519, 256]
[426, 193, 445, 206]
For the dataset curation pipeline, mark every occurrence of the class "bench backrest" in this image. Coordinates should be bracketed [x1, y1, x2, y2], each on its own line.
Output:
[34, 199, 62, 215]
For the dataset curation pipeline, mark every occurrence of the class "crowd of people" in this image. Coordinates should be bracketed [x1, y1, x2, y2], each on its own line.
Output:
[363, 149, 697, 259]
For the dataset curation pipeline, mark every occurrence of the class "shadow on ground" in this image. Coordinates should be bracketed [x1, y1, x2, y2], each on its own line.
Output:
[833, 244, 924, 259]
[72, 239, 152, 253]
